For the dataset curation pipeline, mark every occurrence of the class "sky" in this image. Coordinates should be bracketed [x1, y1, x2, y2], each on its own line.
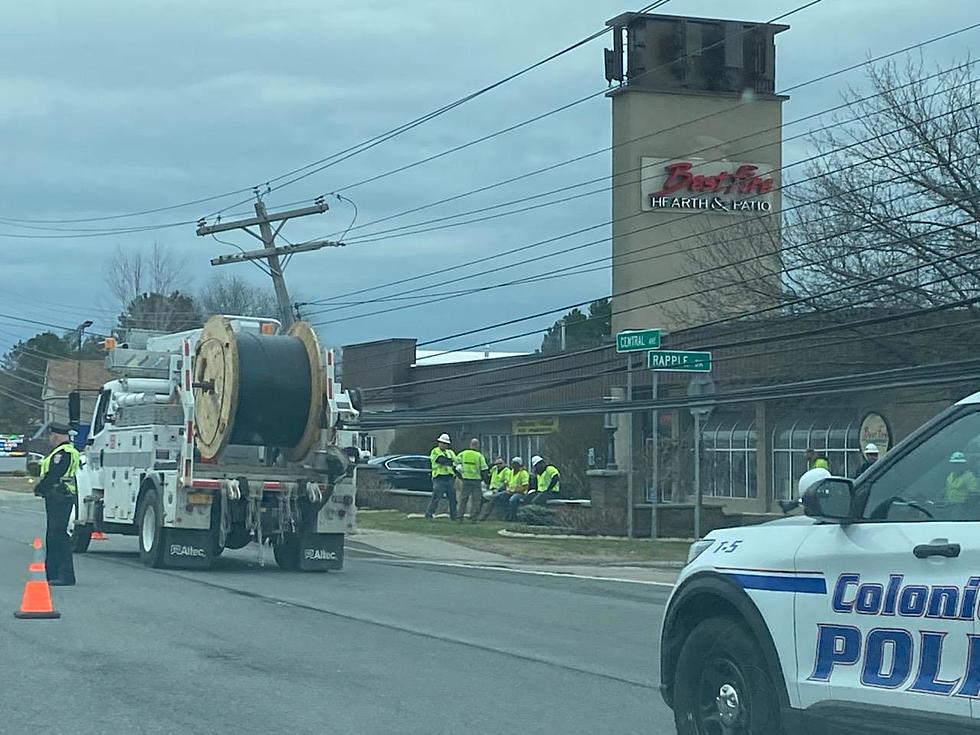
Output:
[0, 0, 976, 356]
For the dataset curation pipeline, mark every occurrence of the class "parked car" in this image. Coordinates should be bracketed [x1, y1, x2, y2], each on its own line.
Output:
[368, 454, 433, 492]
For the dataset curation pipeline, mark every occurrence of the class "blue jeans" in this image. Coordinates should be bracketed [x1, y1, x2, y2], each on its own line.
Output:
[426, 475, 458, 519]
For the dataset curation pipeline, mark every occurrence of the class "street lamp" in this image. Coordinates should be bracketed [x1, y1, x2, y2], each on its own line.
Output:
[75, 320, 94, 353]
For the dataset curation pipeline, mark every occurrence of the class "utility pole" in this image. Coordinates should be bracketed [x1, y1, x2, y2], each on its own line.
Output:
[196, 196, 343, 328]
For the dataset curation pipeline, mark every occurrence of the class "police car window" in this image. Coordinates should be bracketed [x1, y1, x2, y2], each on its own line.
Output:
[862, 409, 980, 522]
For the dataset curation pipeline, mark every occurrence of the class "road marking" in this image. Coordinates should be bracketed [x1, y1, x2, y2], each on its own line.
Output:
[357, 554, 677, 587]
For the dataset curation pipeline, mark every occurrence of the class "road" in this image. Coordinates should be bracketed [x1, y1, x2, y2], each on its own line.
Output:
[0, 491, 676, 734]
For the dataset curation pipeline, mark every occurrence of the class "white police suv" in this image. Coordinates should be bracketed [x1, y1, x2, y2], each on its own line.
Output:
[660, 392, 980, 735]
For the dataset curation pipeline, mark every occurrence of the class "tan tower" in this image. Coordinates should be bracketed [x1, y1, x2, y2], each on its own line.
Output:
[605, 13, 788, 333]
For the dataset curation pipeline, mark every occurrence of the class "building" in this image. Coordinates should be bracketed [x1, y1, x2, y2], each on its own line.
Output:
[42, 360, 112, 428]
[340, 10, 980, 522]
[344, 310, 980, 516]
[606, 12, 787, 333]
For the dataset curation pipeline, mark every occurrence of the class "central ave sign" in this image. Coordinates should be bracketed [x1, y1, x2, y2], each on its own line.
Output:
[616, 329, 661, 352]
[641, 157, 776, 215]
[647, 350, 712, 372]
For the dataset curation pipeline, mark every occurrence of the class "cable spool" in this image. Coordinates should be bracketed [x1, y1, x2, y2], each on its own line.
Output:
[193, 316, 325, 461]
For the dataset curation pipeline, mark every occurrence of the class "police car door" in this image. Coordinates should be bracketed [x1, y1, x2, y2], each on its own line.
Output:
[794, 406, 980, 727]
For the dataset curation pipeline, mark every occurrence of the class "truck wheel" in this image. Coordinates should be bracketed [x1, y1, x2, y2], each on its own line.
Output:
[70, 524, 93, 553]
[137, 486, 166, 568]
[273, 534, 301, 571]
[673, 617, 784, 735]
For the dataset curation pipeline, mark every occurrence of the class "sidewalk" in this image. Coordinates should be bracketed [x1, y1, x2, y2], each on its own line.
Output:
[349, 525, 681, 586]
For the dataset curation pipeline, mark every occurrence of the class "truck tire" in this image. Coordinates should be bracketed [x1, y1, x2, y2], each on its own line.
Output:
[137, 486, 166, 568]
[672, 617, 784, 735]
[273, 534, 301, 571]
[70, 524, 93, 553]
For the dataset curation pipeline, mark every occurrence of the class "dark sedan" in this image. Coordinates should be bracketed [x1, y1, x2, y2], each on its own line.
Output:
[368, 454, 433, 492]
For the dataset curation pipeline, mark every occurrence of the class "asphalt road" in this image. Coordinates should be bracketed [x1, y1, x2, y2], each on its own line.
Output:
[0, 491, 676, 734]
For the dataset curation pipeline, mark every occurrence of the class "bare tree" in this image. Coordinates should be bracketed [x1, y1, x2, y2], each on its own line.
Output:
[105, 243, 188, 307]
[672, 59, 980, 325]
[199, 274, 278, 318]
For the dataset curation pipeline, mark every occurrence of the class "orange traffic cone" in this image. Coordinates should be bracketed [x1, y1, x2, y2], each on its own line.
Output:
[14, 537, 61, 620]
[91, 530, 108, 541]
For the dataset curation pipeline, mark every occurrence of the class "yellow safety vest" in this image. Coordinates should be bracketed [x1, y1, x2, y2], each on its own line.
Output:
[508, 468, 529, 494]
[945, 471, 979, 502]
[457, 449, 488, 481]
[430, 447, 457, 478]
[537, 464, 561, 494]
[490, 466, 511, 491]
[39, 442, 80, 494]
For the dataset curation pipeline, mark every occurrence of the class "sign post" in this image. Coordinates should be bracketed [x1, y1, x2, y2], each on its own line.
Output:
[617, 329, 662, 540]
[687, 375, 716, 540]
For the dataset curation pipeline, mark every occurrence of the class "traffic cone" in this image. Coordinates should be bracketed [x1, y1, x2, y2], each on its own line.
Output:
[91, 530, 108, 540]
[14, 537, 60, 620]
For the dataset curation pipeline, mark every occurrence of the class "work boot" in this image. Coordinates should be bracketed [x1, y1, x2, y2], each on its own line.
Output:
[49, 579, 75, 586]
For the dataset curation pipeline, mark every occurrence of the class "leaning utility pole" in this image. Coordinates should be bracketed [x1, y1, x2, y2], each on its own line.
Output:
[196, 196, 343, 328]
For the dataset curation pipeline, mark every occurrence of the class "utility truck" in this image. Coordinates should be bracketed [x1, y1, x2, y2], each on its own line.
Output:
[71, 315, 359, 571]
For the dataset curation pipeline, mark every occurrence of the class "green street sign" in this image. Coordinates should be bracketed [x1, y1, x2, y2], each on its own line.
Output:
[647, 350, 712, 372]
[616, 329, 662, 352]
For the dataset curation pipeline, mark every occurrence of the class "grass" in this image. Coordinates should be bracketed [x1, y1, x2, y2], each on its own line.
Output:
[356, 510, 691, 564]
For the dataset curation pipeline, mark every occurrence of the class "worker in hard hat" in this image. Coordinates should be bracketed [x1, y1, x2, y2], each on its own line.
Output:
[855, 443, 879, 477]
[804, 448, 830, 471]
[426, 433, 460, 520]
[479, 457, 512, 521]
[524, 455, 561, 507]
[945, 451, 980, 503]
[33, 422, 80, 586]
[504, 457, 531, 522]
[456, 438, 489, 522]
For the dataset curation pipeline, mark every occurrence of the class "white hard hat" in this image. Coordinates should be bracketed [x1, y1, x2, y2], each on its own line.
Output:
[798, 467, 831, 496]
[437, 433, 451, 444]
[864, 443, 879, 454]
[530, 455, 544, 466]
[511, 456, 523, 465]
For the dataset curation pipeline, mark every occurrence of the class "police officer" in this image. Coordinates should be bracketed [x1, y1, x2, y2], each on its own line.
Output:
[34, 422, 79, 586]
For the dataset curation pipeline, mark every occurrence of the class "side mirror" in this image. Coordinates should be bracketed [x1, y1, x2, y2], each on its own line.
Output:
[803, 477, 856, 523]
[85, 437, 95, 447]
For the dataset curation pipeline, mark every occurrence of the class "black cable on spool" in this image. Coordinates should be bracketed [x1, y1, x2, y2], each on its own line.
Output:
[230, 333, 312, 448]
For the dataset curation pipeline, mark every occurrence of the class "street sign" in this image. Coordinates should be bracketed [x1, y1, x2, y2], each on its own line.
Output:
[616, 329, 661, 352]
[647, 350, 712, 372]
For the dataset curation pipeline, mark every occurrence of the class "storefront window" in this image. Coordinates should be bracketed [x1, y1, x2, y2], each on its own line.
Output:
[771, 417, 864, 499]
[701, 419, 756, 499]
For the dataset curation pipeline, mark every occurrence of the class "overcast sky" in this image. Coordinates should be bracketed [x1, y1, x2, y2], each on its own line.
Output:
[0, 0, 975, 356]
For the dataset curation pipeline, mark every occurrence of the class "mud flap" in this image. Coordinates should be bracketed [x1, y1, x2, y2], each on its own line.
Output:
[163, 529, 214, 569]
[298, 532, 345, 571]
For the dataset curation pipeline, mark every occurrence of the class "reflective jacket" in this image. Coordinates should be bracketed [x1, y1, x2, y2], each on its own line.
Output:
[38, 442, 80, 495]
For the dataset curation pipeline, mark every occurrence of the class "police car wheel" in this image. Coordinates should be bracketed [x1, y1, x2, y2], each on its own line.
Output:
[673, 617, 783, 735]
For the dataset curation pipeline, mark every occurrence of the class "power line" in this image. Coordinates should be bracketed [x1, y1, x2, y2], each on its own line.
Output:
[297, 22, 980, 308]
[283, 1, 822, 200]
[302, 74, 976, 320]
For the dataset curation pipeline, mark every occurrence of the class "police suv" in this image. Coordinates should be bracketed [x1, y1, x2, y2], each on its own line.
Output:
[660, 393, 980, 735]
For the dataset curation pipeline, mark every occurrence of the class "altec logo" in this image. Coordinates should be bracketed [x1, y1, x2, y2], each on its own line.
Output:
[640, 158, 776, 214]
[304, 549, 338, 561]
[170, 544, 206, 557]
